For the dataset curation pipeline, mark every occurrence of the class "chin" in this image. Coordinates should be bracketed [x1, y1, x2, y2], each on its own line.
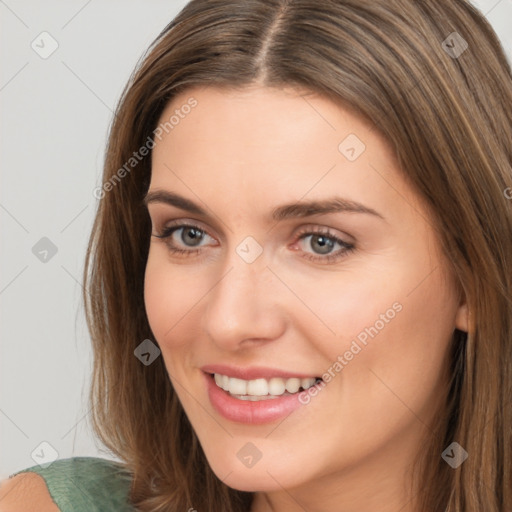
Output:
[204, 450, 311, 492]
[217, 469, 292, 493]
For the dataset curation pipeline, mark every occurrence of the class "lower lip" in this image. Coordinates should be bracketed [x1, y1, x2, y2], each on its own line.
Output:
[203, 371, 320, 425]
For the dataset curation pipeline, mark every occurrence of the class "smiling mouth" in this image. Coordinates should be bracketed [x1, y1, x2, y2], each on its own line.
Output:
[208, 372, 324, 400]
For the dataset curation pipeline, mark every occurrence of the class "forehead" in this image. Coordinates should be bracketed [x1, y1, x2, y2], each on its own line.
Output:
[154, 85, 380, 161]
[149, 85, 423, 225]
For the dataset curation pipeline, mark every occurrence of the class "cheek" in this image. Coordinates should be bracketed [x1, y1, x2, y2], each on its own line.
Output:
[339, 267, 459, 420]
[143, 253, 199, 349]
[293, 253, 458, 399]
[275, 259, 409, 346]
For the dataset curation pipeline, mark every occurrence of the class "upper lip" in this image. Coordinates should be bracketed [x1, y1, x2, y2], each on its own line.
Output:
[201, 364, 321, 381]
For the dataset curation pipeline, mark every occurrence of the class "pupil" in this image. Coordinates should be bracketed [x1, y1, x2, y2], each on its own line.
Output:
[184, 228, 203, 246]
[313, 235, 333, 254]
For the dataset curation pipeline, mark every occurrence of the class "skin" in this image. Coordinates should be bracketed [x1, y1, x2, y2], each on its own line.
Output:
[144, 84, 468, 512]
[0, 473, 59, 511]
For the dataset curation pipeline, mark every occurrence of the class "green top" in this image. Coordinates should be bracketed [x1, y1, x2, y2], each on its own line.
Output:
[11, 456, 135, 511]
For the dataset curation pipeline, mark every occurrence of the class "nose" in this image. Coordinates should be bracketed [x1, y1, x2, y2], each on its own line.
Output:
[201, 247, 287, 350]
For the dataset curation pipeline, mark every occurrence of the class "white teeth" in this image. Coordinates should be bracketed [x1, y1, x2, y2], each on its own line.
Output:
[229, 377, 247, 395]
[235, 394, 280, 401]
[246, 378, 268, 396]
[285, 378, 301, 393]
[268, 377, 286, 395]
[301, 377, 317, 390]
[213, 373, 320, 399]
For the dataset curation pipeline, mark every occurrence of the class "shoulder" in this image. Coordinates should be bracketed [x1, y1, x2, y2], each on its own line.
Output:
[0, 457, 134, 512]
[0, 472, 58, 511]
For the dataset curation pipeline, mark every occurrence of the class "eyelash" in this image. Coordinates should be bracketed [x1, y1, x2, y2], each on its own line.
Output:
[152, 222, 355, 264]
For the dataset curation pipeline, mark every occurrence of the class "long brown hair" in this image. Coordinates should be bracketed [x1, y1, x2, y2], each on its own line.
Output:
[83, 1, 512, 510]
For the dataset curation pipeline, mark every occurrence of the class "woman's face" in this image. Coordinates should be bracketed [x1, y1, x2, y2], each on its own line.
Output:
[144, 85, 467, 507]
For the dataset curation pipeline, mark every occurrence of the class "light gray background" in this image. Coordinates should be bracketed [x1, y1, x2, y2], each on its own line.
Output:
[1, 0, 511, 479]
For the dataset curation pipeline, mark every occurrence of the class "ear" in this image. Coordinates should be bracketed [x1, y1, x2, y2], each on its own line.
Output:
[454, 293, 469, 333]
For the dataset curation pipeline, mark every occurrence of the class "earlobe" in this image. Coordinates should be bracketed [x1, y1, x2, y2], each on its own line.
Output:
[455, 302, 469, 333]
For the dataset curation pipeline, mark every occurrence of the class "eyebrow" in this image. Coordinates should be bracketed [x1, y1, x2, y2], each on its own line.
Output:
[143, 190, 385, 222]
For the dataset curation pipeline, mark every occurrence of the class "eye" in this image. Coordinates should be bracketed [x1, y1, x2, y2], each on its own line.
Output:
[293, 227, 355, 264]
[152, 222, 355, 264]
[152, 222, 215, 257]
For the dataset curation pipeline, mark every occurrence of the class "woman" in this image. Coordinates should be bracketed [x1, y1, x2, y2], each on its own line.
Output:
[2, 0, 511, 511]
